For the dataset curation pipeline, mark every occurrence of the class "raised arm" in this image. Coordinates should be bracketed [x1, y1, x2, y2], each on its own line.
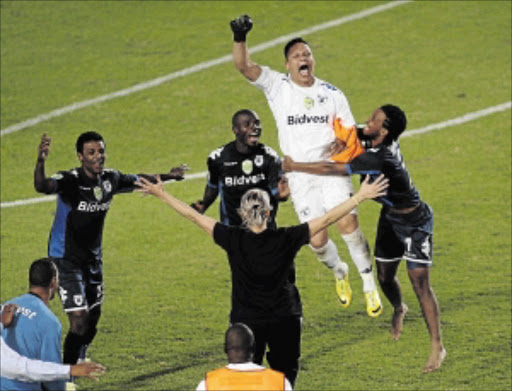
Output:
[230, 14, 262, 82]
[138, 164, 189, 184]
[282, 155, 349, 176]
[308, 175, 388, 237]
[34, 133, 58, 194]
[136, 176, 217, 236]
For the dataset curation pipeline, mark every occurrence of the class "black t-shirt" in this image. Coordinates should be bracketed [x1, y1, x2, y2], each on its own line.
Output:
[207, 141, 283, 227]
[347, 141, 421, 209]
[213, 222, 310, 323]
[47, 167, 138, 268]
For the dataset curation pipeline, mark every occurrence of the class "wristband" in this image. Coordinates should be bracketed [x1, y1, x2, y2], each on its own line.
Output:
[233, 31, 247, 42]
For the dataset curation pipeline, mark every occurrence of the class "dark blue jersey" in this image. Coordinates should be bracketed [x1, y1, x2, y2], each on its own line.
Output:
[346, 142, 421, 209]
[47, 167, 138, 268]
[207, 141, 283, 226]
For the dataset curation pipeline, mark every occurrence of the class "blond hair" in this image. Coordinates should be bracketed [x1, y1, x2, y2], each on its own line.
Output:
[237, 189, 273, 228]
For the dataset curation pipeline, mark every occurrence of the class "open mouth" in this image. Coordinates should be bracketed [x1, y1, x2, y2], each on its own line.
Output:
[299, 64, 309, 76]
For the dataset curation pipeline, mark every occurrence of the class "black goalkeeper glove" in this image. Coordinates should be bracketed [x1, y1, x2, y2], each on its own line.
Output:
[230, 14, 253, 42]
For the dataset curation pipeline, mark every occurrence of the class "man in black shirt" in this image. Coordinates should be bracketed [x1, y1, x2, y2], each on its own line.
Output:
[34, 131, 187, 370]
[136, 173, 388, 386]
[282, 104, 446, 373]
[191, 109, 289, 228]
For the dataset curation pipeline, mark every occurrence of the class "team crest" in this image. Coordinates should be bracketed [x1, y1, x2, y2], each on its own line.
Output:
[73, 295, 84, 306]
[304, 97, 314, 110]
[242, 159, 253, 175]
[93, 186, 103, 201]
[254, 155, 263, 167]
[103, 180, 112, 193]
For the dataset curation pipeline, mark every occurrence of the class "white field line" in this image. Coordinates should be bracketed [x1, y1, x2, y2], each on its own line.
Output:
[2, 101, 510, 209]
[0, 0, 412, 137]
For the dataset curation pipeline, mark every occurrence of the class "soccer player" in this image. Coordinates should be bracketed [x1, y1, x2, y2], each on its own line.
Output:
[230, 14, 383, 317]
[33, 131, 187, 370]
[282, 104, 446, 373]
[135, 174, 388, 386]
[196, 323, 293, 391]
[191, 109, 289, 228]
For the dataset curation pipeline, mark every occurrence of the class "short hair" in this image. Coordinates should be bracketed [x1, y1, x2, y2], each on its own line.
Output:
[237, 189, 273, 227]
[29, 258, 57, 288]
[232, 109, 257, 129]
[284, 37, 309, 59]
[380, 104, 407, 144]
[76, 131, 104, 154]
[224, 323, 254, 355]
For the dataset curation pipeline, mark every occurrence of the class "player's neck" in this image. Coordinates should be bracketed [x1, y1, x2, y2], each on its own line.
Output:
[28, 287, 50, 305]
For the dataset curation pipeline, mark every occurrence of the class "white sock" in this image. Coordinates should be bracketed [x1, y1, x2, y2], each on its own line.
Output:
[342, 228, 376, 292]
[310, 239, 348, 279]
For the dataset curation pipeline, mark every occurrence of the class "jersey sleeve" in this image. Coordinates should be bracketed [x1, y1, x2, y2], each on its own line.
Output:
[264, 146, 283, 198]
[113, 171, 139, 194]
[346, 150, 383, 176]
[285, 223, 310, 250]
[207, 152, 221, 189]
[212, 223, 234, 252]
[250, 66, 284, 101]
[334, 90, 356, 128]
[52, 171, 76, 195]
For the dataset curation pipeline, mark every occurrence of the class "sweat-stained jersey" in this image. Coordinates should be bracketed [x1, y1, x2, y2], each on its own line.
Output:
[346, 141, 421, 209]
[251, 66, 356, 162]
[47, 167, 138, 269]
[207, 141, 283, 227]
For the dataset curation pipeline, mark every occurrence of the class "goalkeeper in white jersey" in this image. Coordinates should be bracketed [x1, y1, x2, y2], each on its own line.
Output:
[229, 14, 382, 317]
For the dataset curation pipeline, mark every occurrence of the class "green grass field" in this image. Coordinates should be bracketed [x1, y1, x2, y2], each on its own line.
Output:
[1, 1, 511, 390]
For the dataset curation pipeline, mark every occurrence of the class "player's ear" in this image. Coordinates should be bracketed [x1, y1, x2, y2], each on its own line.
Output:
[77, 152, 84, 162]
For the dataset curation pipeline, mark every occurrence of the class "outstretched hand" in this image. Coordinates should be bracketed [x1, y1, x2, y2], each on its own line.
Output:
[356, 175, 389, 202]
[282, 156, 294, 173]
[37, 133, 51, 161]
[230, 14, 253, 42]
[1, 303, 18, 327]
[71, 362, 106, 381]
[135, 176, 166, 198]
[169, 164, 189, 181]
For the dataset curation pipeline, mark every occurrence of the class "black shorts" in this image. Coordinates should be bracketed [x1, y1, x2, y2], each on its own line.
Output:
[374, 202, 434, 269]
[51, 258, 104, 313]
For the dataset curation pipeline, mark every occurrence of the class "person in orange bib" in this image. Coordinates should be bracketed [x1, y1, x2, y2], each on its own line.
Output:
[196, 323, 292, 391]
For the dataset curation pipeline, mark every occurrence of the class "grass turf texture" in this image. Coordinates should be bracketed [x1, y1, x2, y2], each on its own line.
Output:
[1, 1, 511, 390]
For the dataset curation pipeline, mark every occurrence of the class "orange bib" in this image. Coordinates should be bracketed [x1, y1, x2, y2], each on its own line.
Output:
[331, 118, 365, 163]
[205, 367, 285, 390]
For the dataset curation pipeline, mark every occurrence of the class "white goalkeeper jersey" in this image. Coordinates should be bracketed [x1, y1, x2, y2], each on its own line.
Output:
[251, 66, 355, 162]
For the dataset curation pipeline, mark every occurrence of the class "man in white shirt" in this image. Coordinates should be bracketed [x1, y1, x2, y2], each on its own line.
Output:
[230, 14, 382, 317]
[196, 323, 292, 391]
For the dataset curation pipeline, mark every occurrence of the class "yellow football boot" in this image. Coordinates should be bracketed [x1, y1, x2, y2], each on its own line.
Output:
[335, 275, 352, 307]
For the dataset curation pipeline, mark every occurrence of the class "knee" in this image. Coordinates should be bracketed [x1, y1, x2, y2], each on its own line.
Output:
[68, 311, 89, 335]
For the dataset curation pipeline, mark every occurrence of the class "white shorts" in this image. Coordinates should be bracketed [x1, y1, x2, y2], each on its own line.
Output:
[287, 172, 357, 223]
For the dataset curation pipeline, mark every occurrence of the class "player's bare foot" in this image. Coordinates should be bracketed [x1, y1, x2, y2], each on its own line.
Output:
[423, 347, 447, 373]
[391, 303, 408, 340]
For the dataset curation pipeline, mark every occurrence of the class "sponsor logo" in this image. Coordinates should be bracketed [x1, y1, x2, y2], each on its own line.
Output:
[15, 306, 37, 320]
[51, 173, 64, 180]
[77, 200, 112, 212]
[59, 286, 68, 303]
[299, 206, 311, 218]
[254, 155, 263, 167]
[304, 97, 314, 110]
[224, 173, 266, 187]
[287, 114, 329, 125]
[223, 162, 238, 166]
[242, 160, 253, 175]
